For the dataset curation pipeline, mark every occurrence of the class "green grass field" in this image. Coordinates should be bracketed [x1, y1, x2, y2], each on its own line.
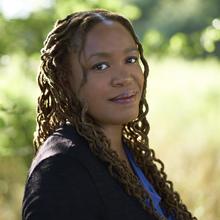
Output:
[147, 57, 220, 219]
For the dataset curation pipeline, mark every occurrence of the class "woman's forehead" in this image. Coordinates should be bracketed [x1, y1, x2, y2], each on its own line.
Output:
[82, 21, 137, 59]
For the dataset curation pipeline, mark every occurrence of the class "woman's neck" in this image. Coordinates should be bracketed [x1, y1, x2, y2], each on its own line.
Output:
[101, 124, 135, 174]
[102, 125, 124, 154]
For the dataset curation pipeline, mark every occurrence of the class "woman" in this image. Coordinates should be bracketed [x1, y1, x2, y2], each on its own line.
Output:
[22, 9, 197, 220]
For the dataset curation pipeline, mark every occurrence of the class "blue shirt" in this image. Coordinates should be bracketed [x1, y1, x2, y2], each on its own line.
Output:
[124, 145, 174, 220]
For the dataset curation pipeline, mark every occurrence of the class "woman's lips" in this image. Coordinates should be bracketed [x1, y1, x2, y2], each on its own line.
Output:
[109, 90, 137, 104]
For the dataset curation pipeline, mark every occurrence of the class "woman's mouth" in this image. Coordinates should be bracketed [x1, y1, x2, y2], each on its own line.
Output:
[109, 90, 138, 104]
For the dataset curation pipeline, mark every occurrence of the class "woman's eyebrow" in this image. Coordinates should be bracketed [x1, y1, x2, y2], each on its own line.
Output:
[124, 47, 139, 53]
[88, 52, 110, 60]
[87, 47, 139, 60]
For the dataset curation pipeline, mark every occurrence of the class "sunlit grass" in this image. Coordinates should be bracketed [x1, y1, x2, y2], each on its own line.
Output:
[147, 57, 220, 219]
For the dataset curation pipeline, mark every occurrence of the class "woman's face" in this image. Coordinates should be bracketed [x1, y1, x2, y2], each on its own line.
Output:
[69, 20, 144, 128]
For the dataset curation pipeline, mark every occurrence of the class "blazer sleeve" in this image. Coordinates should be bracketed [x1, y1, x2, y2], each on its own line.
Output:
[22, 151, 104, 220]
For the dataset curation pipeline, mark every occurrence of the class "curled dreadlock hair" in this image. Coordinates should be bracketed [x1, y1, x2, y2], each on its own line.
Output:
[34, 9, 197, 220]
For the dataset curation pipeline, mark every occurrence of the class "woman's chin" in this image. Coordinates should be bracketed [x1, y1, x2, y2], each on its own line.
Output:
[109, 114, 139, 125]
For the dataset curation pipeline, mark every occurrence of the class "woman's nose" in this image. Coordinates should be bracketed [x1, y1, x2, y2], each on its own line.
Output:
[111, 67, 133, 87]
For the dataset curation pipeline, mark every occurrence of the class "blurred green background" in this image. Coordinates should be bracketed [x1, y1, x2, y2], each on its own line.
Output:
[0, 0, 219, 219]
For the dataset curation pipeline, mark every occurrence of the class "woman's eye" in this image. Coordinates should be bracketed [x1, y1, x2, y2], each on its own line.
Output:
[92, 63, 109, 71]
[126, 56, 138, 64]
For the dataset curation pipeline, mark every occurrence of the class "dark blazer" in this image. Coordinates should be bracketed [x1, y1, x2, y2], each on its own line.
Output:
[22, 124, 156, 220]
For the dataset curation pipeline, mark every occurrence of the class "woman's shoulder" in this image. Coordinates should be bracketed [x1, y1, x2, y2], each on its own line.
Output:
[28, 124, 88, 177]
[22, 137, 104, 220]
[26, 148, 90, 189]
[26, 136, 90, 192]
[23, 125, 101, 202]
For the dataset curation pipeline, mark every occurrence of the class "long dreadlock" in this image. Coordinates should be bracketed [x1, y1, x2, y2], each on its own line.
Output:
[34, 9, 197, 220]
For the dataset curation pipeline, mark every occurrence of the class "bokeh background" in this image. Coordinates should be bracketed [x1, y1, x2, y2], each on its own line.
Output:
[0, 0, 219, 219]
